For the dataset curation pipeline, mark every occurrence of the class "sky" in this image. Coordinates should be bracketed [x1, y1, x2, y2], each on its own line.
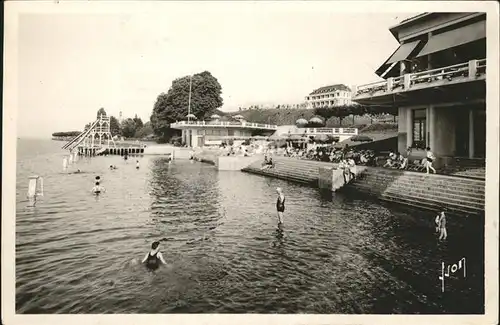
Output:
[15, 4, 418, 138]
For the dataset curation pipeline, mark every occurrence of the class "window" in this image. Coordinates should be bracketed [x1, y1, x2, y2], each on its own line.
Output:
[412, 109, 427, 149]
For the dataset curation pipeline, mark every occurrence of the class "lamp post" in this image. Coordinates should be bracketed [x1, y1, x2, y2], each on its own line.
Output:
[187, 75, 193, 122]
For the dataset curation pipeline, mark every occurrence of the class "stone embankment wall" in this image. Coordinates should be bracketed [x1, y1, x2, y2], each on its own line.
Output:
[242, 158, 485, 216]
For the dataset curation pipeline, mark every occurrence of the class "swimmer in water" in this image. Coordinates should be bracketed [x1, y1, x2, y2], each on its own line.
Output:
[136, 160, 140, 169]
[95, 176, 101, 181]
[276, 187, 285, 225]
[91, 181, 105, 195]
[141, 241, 167, 270]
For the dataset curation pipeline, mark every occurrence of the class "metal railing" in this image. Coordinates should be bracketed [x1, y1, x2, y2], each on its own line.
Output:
[171, 120, 278, 129]
[292, 127, 358, 135]
[354, 59, 486, 98]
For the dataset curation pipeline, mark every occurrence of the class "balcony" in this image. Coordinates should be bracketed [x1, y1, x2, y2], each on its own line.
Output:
[170, 120, 278, 130]
[353, 59, 486, 105]
[291, 127, 358, 136]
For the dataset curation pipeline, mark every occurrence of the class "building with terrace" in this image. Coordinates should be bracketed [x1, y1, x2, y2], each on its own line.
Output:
[170, 116, 277, 148]
[352, 12, 486, 167]
[305, 84, 354, 109]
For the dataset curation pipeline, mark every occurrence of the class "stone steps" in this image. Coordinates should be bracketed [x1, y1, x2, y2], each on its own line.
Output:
[347, 168, 485, 216]
[357, 174, 485, 198]
[242, 158, 485, 216]
[351, 183, 481, 216]
[380, 193, 479, 216]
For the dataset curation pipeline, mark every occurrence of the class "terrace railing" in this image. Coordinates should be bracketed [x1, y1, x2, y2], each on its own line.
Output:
[354, 59, 486, 98]
[293, 127, 359, 135]
[171, 120, 278, 130]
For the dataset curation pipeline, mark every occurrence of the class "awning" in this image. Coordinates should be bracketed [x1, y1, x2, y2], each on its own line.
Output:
[386, 40, 422, 64]
[375, 39, 421, 76]
[417, 20, 486, 57]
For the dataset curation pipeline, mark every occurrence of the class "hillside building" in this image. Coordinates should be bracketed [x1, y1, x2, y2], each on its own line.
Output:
[305, 84, 354, 109]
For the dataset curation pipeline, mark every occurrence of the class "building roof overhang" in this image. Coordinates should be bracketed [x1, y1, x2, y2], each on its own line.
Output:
[388, 13, 433, 41]
[353, 78, 485, 107]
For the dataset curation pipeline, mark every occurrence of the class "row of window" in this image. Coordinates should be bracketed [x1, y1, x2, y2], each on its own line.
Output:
[306, 92, 351, 101]
[412, 108, 427, 149]
[311, 99, 352, 107]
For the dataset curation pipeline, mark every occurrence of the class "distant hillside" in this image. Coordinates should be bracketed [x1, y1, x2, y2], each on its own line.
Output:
[220, 108, 397, 127]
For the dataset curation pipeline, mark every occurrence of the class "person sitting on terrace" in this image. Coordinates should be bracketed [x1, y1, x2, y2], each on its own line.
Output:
[359, 152, 368, 165]
[262, 155, 269, 167]
[339, 159, 351, 184]
[261, 157, 275, 170]
[382, 150, 397, 168]
[348, 157, 357, 180]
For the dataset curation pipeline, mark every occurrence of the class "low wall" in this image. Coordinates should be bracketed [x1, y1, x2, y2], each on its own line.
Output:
[143, 145, 174, 155]
[173, 148, 195, 159]
[318, 166, 367, 192]
[217, 155, 263, 171]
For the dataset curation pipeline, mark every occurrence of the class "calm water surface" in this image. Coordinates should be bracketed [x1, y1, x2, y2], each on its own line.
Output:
[15, 139, 484, 314]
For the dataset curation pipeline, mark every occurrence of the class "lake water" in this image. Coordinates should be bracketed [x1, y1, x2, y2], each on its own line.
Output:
[15, 138, 484, 314]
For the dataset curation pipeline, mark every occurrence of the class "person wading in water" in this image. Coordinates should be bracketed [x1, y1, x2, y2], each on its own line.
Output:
[276, 187, 285, 225]
[141, 241, 167, 270]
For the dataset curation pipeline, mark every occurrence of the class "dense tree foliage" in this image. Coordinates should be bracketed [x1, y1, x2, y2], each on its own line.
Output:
[120, 118, 137, 138]
[97, 107, 107, 118]
[314, 105, 398, 126]
[133, 114, 144, 129]
[151, 71, 223, 141]
[135, 121, 153, 138]
[109, 116, 121, 136]
[52, 131, 81, 137]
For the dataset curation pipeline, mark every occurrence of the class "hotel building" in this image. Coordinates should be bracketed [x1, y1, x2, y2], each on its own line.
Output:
[305, 84, 354, 109]
[352, 12, 486, 166]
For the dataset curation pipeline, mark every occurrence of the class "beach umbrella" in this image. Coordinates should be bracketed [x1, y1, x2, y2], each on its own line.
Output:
[308, 116, 325, 125]
[350, 135, 373, 142]
[313, 134, 329, 143]
[295, 118, 308, 126]
[288, 134, 306, 141]
[233, 114, 245, 120]
[186, 114, 197, 120]
[268, 132, 287, 140]
[210, 114, 221, 119]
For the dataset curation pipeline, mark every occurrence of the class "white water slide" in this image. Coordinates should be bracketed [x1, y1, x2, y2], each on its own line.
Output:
[61, 119, 99, 151]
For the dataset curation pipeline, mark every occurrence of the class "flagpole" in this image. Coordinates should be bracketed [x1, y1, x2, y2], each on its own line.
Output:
[188, 75, 192, 122]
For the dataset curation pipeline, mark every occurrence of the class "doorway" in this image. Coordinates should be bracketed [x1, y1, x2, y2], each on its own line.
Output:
[454, 110, 469, 157]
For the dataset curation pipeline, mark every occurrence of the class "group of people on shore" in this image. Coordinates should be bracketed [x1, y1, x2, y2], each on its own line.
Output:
[383, 147, 436, 174]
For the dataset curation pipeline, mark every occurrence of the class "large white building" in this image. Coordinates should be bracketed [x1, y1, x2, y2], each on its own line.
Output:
[305, 84, 354, 109]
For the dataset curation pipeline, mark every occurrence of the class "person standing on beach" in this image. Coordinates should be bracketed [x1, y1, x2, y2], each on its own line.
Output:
[276, 187, 285, 225]
[136, 160, 140, 169]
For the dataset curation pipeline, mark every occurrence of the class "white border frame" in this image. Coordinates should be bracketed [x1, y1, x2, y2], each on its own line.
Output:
[3, 1, 499, 325]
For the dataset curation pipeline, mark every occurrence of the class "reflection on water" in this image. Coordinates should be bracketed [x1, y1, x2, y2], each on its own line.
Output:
[15, 139, 484, 314]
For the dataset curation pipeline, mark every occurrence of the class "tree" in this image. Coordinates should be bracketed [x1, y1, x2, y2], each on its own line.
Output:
[121, 118, 137, 138]
[97, 107, 107, 119]
[133, 114, 144, 129]
[135, 121, 153, 138]
[109, 116, 121, 136]
[150, 71, 223, 141]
